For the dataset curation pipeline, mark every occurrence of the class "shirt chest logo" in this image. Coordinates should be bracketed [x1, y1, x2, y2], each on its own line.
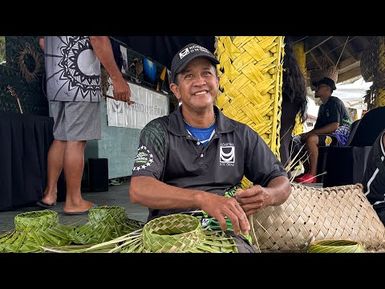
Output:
[219, 144, 235, 166]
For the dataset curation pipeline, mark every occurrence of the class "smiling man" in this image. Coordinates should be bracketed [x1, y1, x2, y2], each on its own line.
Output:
[129, 43, 291, 252]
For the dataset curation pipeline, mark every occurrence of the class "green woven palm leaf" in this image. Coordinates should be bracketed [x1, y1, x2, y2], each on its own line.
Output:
[124, 214, 238, 253]
[194, 185, 254, 246]
[44, 214, 238, 253]
[141, 214, 206, 252]
[308, 240, 365, 253]
[0, 210, 72, 252]
[69, 206, 144, 245]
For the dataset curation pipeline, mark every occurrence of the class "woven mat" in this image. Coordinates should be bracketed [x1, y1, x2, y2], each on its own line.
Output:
[215, 36, 284, 157]
[252, 183, 385, 252]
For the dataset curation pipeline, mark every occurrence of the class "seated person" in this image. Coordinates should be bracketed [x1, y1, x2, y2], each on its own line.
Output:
[129, 43, 291, 253]
[362, 129, 385, 225]
[293, 77, 352, 183]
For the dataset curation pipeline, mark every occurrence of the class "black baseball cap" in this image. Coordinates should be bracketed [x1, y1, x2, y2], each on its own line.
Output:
[170, 43, 219, 83]
[312, 77, 337, 90]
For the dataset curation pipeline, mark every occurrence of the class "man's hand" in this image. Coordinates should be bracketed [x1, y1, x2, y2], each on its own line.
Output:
[235, 185, 272, 216]
[198, 193, 250, 235]
[111, 76, 133, 104]
[89, 36, 133, 104]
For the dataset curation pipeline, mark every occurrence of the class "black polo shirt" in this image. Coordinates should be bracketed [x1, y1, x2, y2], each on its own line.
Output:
[315, 96, 352, 129]
[132, 106, 287, 220]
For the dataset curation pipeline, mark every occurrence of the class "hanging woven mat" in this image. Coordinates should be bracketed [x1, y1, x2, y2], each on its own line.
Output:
[251, 183, 385, 252]
[0, 210, 72, 252]
[215, 36, 285, 157]
[69, 206, 144, 245]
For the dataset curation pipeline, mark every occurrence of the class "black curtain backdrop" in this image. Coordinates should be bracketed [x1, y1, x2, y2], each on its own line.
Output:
[0, 112, 53, 210]
[112, 36, 215, 68]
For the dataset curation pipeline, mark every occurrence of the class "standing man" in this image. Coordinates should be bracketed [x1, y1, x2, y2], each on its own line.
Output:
[37, 36, 131, 214]
[294, 77, 352, 183]
[129, 43, 291, 252]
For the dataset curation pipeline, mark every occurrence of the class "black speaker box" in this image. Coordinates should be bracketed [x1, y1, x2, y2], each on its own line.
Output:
[88, 158, 109, 192]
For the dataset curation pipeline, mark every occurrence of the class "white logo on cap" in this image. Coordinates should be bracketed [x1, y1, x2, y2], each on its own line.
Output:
[179, 48, 190, 59]
[179, 45, 210, 60]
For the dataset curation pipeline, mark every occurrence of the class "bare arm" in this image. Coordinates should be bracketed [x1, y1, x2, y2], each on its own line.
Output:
[301, 122, 339, 141]
[130, 176, 250, 235]
[309, 122, 339, 135]
[235, 176, 291, 216]
[89, 36, 132, 103]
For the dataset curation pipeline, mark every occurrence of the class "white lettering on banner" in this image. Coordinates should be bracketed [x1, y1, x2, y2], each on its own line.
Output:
[106, 79, 169, 129]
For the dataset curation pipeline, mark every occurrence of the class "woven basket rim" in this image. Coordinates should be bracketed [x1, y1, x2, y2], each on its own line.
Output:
[15, 210, 58, 231]
[141, 214, 236, 253]
[70, 206, 143, 245]
[1, 210, 71, 252]
[15, 210, 56, 219]
[144, 214, 200, 237]
[88, 206, 127, 220]
[310, 239, 361, 247]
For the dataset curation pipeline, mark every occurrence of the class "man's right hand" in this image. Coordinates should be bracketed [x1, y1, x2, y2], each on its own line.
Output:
[111, 76, 133, 104]
[196, 192, 250, 235]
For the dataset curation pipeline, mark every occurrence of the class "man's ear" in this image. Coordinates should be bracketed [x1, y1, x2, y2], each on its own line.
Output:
[170, 83, 181, 101]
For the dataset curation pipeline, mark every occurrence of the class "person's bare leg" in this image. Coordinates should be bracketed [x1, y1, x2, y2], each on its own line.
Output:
[306, 134, 319, 176]
[41, 140, 66, 205]
[63, 140, 93, 213]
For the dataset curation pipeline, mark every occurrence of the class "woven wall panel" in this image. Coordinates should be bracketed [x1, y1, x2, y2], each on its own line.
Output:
[293, 42, 307, 79]
[252, 183, 385, 252]
[361, 36, 385, 109]
[292, 113, 303, 136]
[374, 38, 385, 108]
[375, 89, 385, 107]
[360, 40, 377, 82]
[0, 36, 48, 116]
[215, 36, 284, 158]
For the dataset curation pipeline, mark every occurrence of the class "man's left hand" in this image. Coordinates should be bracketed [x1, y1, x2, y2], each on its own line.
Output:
[235, 185, 271, 216]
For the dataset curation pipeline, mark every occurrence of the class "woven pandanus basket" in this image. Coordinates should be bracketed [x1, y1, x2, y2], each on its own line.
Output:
[142, 214, 206, 252]
[134, 214, 238, 253]
[0, 210, 71, 252]
[44, 214, 238, 253]
[69, 206, 144, 245]
[252, 183, 385, 252]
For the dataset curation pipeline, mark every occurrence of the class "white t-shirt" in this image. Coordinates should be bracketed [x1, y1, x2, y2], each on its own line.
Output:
[44, 36, 101, 102]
